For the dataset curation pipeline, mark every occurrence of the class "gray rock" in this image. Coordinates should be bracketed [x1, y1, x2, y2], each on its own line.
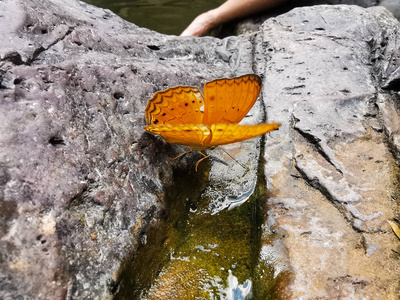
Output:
[261, 5, 400, 298]
[380, 0, 400, 18]
[0, 0, 238, 299]
[234, 0, 400, 36]
[1, 0, 400, 299]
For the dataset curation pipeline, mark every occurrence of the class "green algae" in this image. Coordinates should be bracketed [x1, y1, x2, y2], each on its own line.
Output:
[115, 154, 284, 299]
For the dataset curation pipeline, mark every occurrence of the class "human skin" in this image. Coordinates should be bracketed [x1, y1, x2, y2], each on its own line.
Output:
[180, 0, 287, 36]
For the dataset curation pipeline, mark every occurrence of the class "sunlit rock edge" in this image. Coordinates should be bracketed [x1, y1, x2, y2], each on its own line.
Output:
[262, 5, 400, 298]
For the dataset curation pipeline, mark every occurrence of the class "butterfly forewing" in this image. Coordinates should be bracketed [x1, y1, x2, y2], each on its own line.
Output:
[144, 124, 211, 148]
[208, 123, 281, 147]
[145, 86, 205, 125]
[202, 74, 262, 126]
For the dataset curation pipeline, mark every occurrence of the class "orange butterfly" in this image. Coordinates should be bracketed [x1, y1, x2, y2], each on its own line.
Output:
[144, 74, 280, 170]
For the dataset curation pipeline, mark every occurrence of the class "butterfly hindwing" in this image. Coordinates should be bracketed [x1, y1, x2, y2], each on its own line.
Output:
[144, 124, 211, 148]
[202, 74, 262, 126]
[208, 123, 281, 147]
[145, 86, 204, 125]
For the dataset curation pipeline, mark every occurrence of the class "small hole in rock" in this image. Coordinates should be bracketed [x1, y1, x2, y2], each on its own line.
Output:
[14, 78, 23, 85]
[147, 45, 160, 51]
[49, 136, 66, 148]
[113, 92, 124, 99]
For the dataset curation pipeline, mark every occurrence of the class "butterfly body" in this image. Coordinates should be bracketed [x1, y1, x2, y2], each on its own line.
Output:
[144, 74, 280, 167]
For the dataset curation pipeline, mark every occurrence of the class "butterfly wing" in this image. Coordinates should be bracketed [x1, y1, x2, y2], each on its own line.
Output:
[144, 75, 277, 151]
[208, 123, 280, 147]
[202, 74, 262, 126]
[145, 86, 205, 125]
[144, 124, 212, 148]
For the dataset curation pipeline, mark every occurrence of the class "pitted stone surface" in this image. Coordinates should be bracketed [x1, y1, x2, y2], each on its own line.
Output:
[260, 5, 400, 298]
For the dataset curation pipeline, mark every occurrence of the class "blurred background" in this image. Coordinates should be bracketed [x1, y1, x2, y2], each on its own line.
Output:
[83, 0, 225, 35]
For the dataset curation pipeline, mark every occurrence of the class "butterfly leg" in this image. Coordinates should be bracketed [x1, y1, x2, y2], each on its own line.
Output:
[195, 151, 211, 171]
[173, 149, 193, 160]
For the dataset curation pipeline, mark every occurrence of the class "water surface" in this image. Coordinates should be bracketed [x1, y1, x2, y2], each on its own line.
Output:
[114, 148, 287, 299]
[83, 0, 225, 35]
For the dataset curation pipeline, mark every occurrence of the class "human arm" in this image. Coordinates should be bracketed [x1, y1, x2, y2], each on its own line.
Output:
[180, 0, 287, 37]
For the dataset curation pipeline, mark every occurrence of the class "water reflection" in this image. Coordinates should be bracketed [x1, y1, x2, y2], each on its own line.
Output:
[114, 149, 283, 299]
[83, 0, 225, 35]
[226, 270, 252, 300]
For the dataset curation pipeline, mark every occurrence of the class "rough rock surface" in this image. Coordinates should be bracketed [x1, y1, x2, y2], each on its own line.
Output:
[1, 1, 400, 300]
[0, 0, 242, 299]
[261, 5, 400, 298]
[234, 0, 400, 36]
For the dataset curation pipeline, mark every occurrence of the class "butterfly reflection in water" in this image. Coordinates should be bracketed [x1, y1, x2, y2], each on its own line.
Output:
[144, 74, 280, 171]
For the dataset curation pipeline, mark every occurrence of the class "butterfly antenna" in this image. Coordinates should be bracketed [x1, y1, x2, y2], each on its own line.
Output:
[218, 147, 248, 171]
